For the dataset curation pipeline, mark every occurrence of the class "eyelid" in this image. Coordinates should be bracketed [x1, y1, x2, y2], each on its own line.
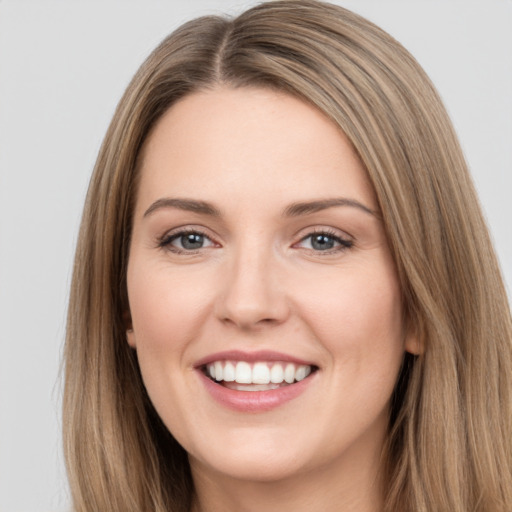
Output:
[157, 225, 220, 253]
[294, 225, 353, 241]
[293, 227, 354, 253]
[155, 224, 353, 255]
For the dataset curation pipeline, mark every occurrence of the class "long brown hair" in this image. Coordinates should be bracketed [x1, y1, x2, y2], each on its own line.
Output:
[64, 1, 512, 510]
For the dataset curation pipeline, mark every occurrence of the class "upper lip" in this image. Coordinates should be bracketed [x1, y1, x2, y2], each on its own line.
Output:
[194, 350, 317, 368]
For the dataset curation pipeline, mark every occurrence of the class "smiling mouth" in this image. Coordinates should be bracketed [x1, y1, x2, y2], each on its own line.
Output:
[202, 360, 318, 391]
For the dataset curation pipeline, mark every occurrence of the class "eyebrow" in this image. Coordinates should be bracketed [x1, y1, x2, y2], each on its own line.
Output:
[143, 196, 377, 219]
[283, 198, 377, 217]
[143, 198, 221, 218]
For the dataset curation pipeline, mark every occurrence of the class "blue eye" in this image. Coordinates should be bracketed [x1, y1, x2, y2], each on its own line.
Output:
[298, 231, 353, 252]
[310, 233, 337, 250]
[160, 230, 215, 252]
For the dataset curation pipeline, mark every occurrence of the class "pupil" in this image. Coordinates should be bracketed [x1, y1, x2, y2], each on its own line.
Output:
[312, 234, 334, 250]
[182, 233, 203, 249]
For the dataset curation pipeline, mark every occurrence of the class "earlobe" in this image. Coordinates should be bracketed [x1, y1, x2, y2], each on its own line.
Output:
[404, 324, 424, 355]
[403, 314, 424, 356]
[126, 328, 137, 348]
[405, 335, 423, 355]
[123, 310, 136, 348]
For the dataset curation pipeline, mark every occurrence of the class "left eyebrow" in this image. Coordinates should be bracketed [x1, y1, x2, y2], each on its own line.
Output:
[283, 198, 377, 217]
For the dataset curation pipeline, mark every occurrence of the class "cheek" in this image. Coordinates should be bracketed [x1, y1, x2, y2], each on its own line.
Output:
[126, 260, 215, 435]
[301, 264, 401, 333]
[293, 260, 405, 377]
[127, 261, 215, 356]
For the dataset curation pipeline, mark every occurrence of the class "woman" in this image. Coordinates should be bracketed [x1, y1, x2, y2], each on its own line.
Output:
[63, 1, 512, 511]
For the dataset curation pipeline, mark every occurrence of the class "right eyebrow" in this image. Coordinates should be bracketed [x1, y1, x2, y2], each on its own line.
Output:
[143, 198, 221, 218]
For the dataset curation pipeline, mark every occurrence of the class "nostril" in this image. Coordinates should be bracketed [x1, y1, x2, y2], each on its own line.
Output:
[214, 266, 290, 328]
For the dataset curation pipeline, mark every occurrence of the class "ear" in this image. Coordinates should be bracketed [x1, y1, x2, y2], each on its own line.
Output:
[404, 320, 424, 356]
[405, 334, 423, 356]
[123, 310, 137, 348]
[126, 329, 136, 348]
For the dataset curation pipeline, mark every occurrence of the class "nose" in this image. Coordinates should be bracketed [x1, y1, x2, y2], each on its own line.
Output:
[214, 245, 290, 330]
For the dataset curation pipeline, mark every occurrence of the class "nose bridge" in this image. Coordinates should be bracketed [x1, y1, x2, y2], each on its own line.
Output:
[216, 235, 287, 328]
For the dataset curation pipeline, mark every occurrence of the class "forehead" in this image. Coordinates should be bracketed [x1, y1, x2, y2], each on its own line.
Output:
[136, 86, 376, 214]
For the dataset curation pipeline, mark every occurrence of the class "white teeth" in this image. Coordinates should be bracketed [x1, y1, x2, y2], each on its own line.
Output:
[252, 362, 270, 384]
[223, 361, 235, 382]
[284, 363, 295, 384]
[295, 365, 311, 381]
[270, 364, 284, 383]
[214, 361, 223, 381]
[205, 360, 314, 386]
[235, 361, 252, 384]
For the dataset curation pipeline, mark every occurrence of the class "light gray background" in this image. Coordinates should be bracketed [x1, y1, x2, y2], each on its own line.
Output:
[0, 1, 510, 510]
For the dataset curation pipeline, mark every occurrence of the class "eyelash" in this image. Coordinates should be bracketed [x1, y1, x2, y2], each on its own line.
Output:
[296, 228, 353, 254]
[157, 228, 215, 254]
[157, 228, 353, 255]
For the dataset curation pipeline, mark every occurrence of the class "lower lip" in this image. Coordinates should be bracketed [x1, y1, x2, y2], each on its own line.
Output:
[197, 370, 316, 413]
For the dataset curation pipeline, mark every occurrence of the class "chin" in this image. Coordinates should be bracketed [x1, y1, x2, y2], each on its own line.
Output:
[191, 448, 309, 484]
[185, 422, 331, 485]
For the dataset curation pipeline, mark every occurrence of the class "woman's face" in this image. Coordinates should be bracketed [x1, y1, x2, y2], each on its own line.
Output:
[127, 87, 416, 484]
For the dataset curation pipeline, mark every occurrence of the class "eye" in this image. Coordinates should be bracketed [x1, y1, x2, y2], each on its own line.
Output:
[296, 230, 353, 252]
[159, 229, 216, 253]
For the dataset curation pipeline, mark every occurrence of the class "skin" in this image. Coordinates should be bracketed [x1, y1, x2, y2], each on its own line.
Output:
[126, 87, 418, 512]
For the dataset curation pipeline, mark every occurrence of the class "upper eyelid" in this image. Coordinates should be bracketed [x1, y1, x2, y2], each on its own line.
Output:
[292, 226, 355, 253]
[294, 225, 353, 242]
[156, 225, 353, 246]
[160, 225, 215, 239]
[157, 227, 218, 250]
[167, 230, 213, 243]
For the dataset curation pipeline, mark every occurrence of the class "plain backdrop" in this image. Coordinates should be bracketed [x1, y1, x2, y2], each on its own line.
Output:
[0, 1, 511, 510]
